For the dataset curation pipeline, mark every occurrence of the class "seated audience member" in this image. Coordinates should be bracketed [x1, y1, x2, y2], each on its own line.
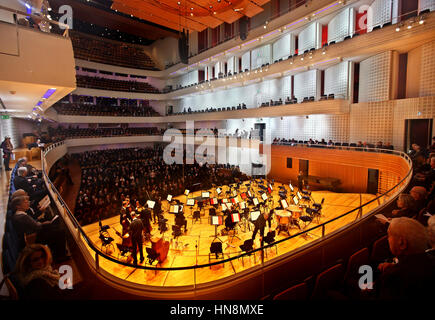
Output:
[376, 217, 434, 299]
[17, 157, 41, 178]
[11, 196, 68, 262]
[414, 156, 435, 189]
[14, 167, 47, 202]
[15, 244, 86, 300]
[11, 189, 47, 221]
[391, 194, 417, 219]
[427, 216, 435, 257]
[410, 186, 428, 212]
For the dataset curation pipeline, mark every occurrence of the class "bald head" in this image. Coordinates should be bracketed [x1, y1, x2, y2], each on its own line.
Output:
[388, 217, 428, 256]
[410, 186, 427, 201]
[428, 215, 435, 249]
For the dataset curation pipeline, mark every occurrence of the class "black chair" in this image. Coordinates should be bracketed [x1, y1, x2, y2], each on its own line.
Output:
[158, 217, 168, 235]
[193, 210, 201, 223]
[116, 243, 133, 261]
[328, 93, 335, 99]
[419, 9, 430, 15]
[209, 208, 216, 216]
[263, 231, 277, 257]
[239, 239, 255, 266]
[209, 241, 225, 267]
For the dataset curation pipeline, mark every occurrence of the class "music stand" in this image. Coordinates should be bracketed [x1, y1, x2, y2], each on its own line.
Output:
[229, 213, 242, 242]
[186, 198, 195, 218]
[210, 215, 223, 243]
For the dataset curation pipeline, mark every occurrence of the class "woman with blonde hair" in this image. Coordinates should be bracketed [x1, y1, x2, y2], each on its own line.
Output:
[14, 244, 62, 299]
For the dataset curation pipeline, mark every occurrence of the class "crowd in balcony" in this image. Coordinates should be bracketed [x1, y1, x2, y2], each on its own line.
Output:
[53, 102, 160, 117]
[273, 138, 395, 150]
[46, 125, 164, 141]
[76, 75, 161, 94]
[168, 103, 247, 115]
[70, 31, 158, 71]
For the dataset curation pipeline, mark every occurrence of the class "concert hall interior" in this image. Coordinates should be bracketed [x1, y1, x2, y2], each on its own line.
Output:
[0, 0, 434, 301]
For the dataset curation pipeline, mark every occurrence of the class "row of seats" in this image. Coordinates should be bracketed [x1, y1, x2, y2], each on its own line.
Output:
[76, 75, 160, 94]
[70, 31, 159, 71]
[271, 235, 392, 300]
[169, 104, 247, 115]
[53, 102, 161, 117]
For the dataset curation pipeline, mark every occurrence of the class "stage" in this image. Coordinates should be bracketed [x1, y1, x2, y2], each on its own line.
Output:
[79, 181, 383, 287]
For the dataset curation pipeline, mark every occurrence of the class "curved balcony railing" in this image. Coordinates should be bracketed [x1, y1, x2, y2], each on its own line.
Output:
[41, 140, 412, 297]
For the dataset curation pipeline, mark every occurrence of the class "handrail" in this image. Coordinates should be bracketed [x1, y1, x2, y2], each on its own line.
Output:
[41, 140, 413, 277]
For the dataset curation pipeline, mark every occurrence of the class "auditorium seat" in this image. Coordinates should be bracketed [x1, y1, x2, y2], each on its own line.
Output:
[310, 263, 344, 299]
[273, 282, 308, 300]
[370, 235, 392, 266]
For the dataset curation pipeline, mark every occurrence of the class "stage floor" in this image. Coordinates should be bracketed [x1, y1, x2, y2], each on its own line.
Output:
[79, 181, 384, 287]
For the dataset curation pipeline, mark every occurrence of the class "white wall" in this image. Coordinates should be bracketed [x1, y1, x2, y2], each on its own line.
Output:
[294, 69, 318, 102]
[359, 51, 392, 103]
[420, 0, 435, 12]
[324, 61, 350, 99]
[298, 22, 320, 53]
[227, 56, 235, 74]
[180, 70, 199, 87]
[367, 0, 399, 31]
[241, 51, 251, 71]
[251, 44, 271, 69]
[328, 8, 352, 43]
[178, 75, 292, 111]
[146, 37, 179, 69]
[272, 33, 294, 61]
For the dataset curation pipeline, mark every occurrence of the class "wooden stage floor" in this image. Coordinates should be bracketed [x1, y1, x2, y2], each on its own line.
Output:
[78, 181, 383, 287]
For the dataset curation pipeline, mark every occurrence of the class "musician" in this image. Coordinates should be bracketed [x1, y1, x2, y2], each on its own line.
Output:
[129, 213, 144, 265]
[136, 201, 152, 236]
[224, 209, 236, 232]
[252, 211, 270, 243]
[175, 211, 187, 233]
[152, 196, 162, 223]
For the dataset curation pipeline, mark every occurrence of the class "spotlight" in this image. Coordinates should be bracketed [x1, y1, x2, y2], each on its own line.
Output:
[395, 26, 400, 31]
[264, 25, 267, 29]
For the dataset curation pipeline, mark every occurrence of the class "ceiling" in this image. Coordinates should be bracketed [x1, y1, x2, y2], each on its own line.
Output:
[111, 0, 271, 32]
[49, 0, 179, 40]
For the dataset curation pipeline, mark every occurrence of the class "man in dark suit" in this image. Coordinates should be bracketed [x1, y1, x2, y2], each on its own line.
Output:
[252, 211, 270, 243]
[14, 167, 46, 202]
[129, 213, 144, 265]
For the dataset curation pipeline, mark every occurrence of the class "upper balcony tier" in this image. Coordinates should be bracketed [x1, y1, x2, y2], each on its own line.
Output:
[0, 8, 76, 116]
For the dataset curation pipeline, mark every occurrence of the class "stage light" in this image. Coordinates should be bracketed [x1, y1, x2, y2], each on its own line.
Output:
[396, 27, 400, 31]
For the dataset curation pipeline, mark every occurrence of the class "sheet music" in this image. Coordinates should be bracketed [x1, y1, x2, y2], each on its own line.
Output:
[253, 198, 259, 206]
[375, 214, 390, 223]
[261, 193, 267, 201]
[184, 190, 190, 196]
[186, 199, 195, 206]
[167, 195, 172, 201]
[240, 201, 246, 209]
[232, 213, 240, 222]
[216, 188, 221, 194]
[293, 196, 299, 205]
[289, 183, 294, 191]
[38, 195, 50, 210]
[147, 200, 155, 209]
[281, 199, 288, 209]
[250, 211, 261, 221]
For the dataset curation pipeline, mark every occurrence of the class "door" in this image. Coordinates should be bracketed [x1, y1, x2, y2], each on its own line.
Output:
[404, 119, 433, 152]
[299, 159, 309, 176]
[367, 169, 379, 194]
[254, 123, 266, 142]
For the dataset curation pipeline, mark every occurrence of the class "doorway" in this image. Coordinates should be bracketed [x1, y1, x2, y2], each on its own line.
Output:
[254, 123, 266, 142]
[404, 119, 433, 152]
[367, 169, 379, 194]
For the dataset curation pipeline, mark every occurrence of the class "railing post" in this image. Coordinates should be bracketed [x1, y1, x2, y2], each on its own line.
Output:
[95, 253, 100, 271]
[322, 225, 325, 237]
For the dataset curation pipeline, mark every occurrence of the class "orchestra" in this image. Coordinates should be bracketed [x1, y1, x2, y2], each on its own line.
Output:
[106, 177, 320, 266]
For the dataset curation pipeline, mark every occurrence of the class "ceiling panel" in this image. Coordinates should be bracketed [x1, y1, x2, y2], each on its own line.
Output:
[112, 0, 271, 32]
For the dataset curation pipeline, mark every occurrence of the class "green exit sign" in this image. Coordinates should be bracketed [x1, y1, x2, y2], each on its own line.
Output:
[1, 115, 10, 119]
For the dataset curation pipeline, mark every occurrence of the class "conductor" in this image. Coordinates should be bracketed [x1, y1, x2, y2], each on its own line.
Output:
[129, 213, 144, 265]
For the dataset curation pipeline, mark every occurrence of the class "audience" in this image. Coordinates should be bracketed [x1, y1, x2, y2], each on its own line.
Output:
[375, 217, 434, 299]
[54, 102, 160, 117]
[76, 75, 160, 94]
[10, 196, 68, 262]
[14, 244, 86, 300]
[66, 147, 246, 226]
[14, 167, 47, 203]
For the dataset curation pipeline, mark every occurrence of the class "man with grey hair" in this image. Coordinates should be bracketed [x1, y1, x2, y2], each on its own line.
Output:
[13, 166, 46, 202]
[427, 215, 435, 255]
[376, 217, 435, 299]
